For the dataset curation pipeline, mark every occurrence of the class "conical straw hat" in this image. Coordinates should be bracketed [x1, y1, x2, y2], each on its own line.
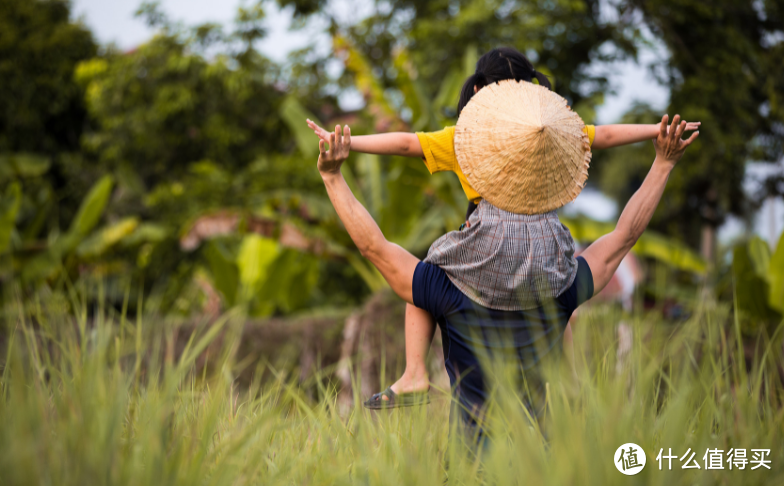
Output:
[454, 79, 591, 214]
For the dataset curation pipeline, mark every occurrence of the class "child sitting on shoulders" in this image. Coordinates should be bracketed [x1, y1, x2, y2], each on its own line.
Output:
[307, 47, 699, 408]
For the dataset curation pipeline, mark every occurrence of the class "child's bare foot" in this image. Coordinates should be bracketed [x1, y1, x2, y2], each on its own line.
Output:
[363, 368, 430, 408]
[388, 369, 430, 397]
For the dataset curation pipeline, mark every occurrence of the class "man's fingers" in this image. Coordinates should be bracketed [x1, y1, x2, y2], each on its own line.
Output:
[344, 125, 351, 148]
[659, 115, 668, 140]
[319, 139, 326, 154]
[675, 120, 687, 140]
[683, 131, 699, 146]
[669, 115, 681, 141]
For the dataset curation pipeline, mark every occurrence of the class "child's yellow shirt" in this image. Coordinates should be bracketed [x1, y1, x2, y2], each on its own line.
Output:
[416, 125, 596, 203]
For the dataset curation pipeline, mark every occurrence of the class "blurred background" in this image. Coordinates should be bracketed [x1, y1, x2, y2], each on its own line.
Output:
[1, 0, 783, 387]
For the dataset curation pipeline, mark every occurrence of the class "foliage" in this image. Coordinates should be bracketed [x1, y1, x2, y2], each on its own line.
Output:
[1, 0, 781, 318]
[561, 215, 707, 274]
[313, 0, 636, 120]
[0, 182, 21, 254]
[75, 34, 285, 187]
[2, 294, 784, 484]
[616, 0, 784, 248]
[8, 174, 113, 282]
[732, 234, 784, 334]
[0, 0, 96, 154]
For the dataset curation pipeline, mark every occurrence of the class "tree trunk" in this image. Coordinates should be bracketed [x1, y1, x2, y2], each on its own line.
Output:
[336, 312, 362, 413]
[700, 189, 719, 270]
[700, 223, 715, 264]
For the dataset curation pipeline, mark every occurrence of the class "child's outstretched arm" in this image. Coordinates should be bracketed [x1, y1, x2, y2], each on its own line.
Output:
[592, 121, 700, 150]
[307, 119, 423, 158]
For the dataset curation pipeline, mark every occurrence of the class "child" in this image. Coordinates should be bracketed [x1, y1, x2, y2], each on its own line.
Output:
[307, 47, 699, 407]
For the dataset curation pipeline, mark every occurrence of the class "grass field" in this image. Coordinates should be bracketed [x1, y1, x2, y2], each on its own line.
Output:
[1, 291, 783, 485]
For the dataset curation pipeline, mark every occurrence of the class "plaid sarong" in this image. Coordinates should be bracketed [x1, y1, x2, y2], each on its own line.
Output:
[423, 200, 578, 311]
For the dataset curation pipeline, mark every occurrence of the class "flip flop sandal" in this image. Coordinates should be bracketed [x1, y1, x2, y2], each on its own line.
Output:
[363, 386, 430, 410]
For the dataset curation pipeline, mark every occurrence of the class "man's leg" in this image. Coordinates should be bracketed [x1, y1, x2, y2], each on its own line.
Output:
[388, 303, 436, 396]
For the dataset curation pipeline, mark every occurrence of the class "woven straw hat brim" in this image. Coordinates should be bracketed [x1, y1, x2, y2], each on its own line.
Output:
[454, 80, 592, 214]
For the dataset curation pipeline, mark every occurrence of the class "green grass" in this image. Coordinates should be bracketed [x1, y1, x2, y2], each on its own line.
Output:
[1, 292, 783, 485]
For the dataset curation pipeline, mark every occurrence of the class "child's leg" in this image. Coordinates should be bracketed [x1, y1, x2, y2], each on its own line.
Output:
[389, 303, 435, 395]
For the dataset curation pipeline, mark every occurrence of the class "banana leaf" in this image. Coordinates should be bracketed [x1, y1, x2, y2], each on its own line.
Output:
[392, 48, 434, 131]
[258, 248, 319, 313]
[333, 35, 398, 124]
[22, 175, 114, 282]
[633, 232, 707, 275]
[236, 234, 280, 313]
[431, 44, 476, 118]
[76, 218, 140, 257]
[0, 182, 21, 253]
[560, 216, 707, 274]
[66, 175, 114, 240]
[0, 153, 50, 181]
[280, 96, 322, 157]
[748, 235, 771, 279]
[204, 240, 239, 306]
[732, 238, 781, 329]
[767, 233, 784, 314]
[121, 223, 169, 246]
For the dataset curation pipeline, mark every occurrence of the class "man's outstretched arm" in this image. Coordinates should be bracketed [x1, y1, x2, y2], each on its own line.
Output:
[318, 124, 420, 304]
[581, 115, 699, 295]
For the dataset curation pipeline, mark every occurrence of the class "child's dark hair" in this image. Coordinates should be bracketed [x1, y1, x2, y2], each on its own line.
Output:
[457, 47, 551, 115]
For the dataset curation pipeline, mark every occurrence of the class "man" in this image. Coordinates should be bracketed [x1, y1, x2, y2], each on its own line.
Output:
[317, 115, 698, 426]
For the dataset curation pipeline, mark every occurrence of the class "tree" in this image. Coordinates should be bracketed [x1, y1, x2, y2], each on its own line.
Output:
[0, 0, 96, 154]
[76, 35, 286, 189]
[282, 0, 635, 122]
[0, 0, 99, 280]
[617, 0, 784, 262]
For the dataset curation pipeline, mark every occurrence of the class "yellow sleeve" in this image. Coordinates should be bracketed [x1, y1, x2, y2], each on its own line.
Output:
[583, 125, 596, 147]
[415, 126, 458, 174]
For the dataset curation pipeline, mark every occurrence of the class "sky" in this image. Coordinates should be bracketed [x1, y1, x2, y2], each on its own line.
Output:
[70, 0, 782, 246]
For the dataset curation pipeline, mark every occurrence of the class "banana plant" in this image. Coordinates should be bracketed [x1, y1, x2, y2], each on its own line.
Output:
[19, 175, 114, 282]
[393, 44, 477, 131]
[560, 215, 708, 275]
[0, 182, 20, 255]
[732, 234, 784, 334]
[3, 163, 170, 287]
[200, 234, 321, 317]
[263, 40, 472, 296]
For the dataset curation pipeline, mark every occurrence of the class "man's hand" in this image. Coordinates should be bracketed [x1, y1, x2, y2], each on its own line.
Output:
[318, 125, 351, 175]
[307, 119, 331, 143]
[582, 115, 698, 297]
[653, 114, 699, 166]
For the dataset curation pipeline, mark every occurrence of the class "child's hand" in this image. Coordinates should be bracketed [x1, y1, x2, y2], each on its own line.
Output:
[307, 119, 332, 143]
[668, 121, 700, 135]
[318, 125, 352, 175]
